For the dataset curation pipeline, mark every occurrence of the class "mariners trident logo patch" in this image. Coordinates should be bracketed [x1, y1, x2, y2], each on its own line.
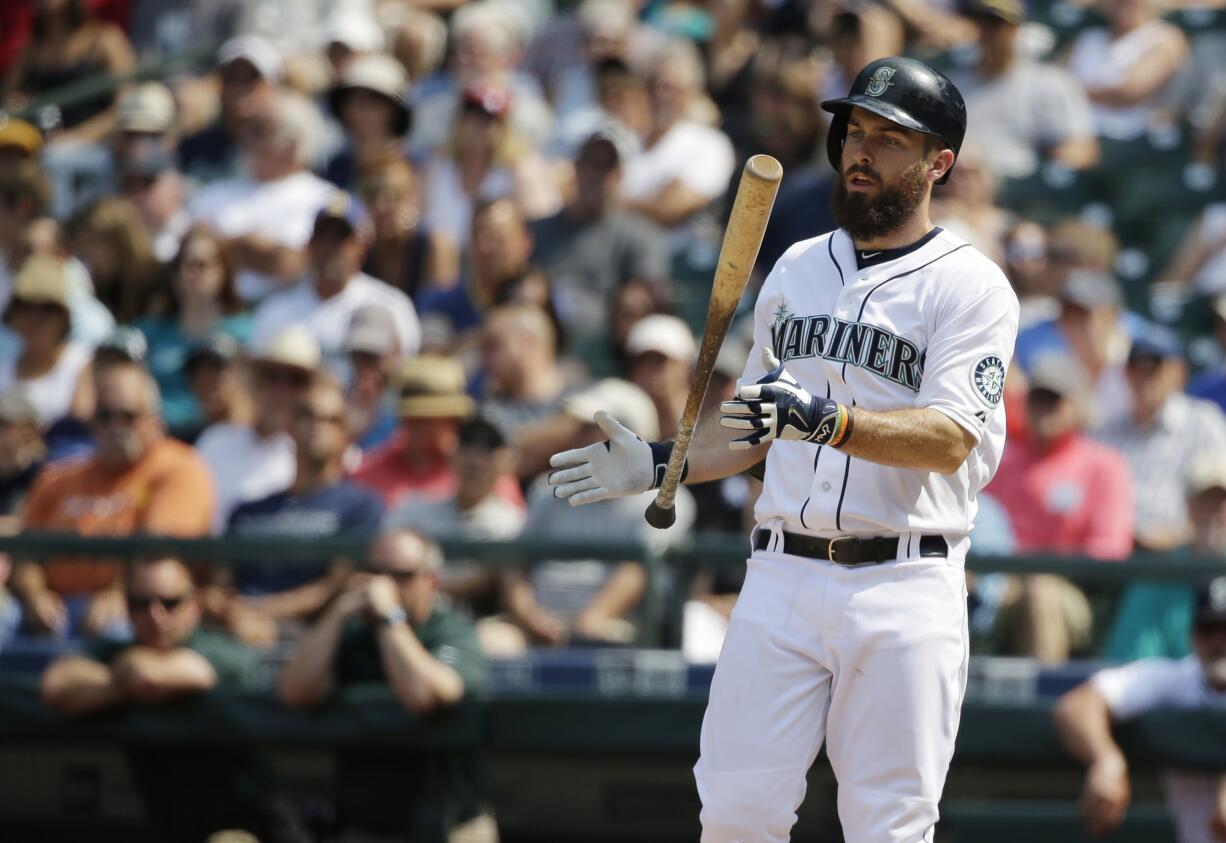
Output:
[865, 67, 896, 97]
[972, 355, 1005, 406]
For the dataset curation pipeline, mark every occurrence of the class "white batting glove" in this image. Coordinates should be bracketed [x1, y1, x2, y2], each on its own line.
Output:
[719, 347, 850, 449]
[548, 411, 656, 506]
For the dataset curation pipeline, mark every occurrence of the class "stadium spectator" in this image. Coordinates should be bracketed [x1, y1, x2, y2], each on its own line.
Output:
[135, 226, 249, 441]
[111, 81, 177, 165]
[421, 80, 561, 286]
[416, 196, 549, 337]
[226, 373, 383, 625]
[324, 53, 412, 193]
[67, 196, 160, 325]
[1067, 0, 1189, 141]
[0, 116, 42, 165]
[279, 528, 495, 841]
[408, 0, 553, 159]
[343, 306, 401, 453]
[40, 556, 307, 843]
[478, 305, 571, 441]
[1160, 199, 1226, 295]
[951, 0, 1098, 179]
[386, 415, 525, 614]
[529, 125, 671, 337]
[1188, 296, 1226, 413]
[1108, 453, 1226, 663]
[1, 0, 136, 146]
[178, 35, 282, 185]
[249, 193, 420, 373]
[14, 360, 214, 638]
[0, 391, 46, 521]
[621, 40, 736, 244]
[189, 89, 334, 302]
[0, 256, 93, 428]
[1014, 270, 1139, 429]
[358, 154, 434, 301]
[1096, 324, 1226, 550]
[624, 313, 696, 440]
[356, 355, 512, 508]
[321, 11, 385, 82]
[195, 327, 316, 531]
[931, 145, 1011, 262]
[1054, 577, 1226, 843]
[117, 143, 190, 264]
[182, 332, 251, 441]
[986, 358, 1134, 663]
[820, 4, 905, 105]
[486, 379, 693, 653]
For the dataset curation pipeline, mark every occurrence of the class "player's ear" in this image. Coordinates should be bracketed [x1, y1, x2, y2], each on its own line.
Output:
[930, 148, 955, 183]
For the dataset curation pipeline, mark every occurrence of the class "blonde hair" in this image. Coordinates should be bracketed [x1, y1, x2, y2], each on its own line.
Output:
[68, 197, 159, 324]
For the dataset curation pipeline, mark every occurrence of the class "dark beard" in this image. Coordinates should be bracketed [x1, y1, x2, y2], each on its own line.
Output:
[831, 160, 929, 242]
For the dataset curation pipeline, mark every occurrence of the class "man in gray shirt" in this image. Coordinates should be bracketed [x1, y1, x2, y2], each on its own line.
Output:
[529, 125, 671, 336]
[950, 0, 1099, 179]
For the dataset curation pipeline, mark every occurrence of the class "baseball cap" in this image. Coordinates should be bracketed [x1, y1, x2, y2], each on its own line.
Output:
[186, 332, 241, 369]
[218, 35, 283, 82]
[462, 81, 512, 118]
[0, 116, 43, 156]
[960, 0, 1025, 23]
[1187, 452, 1226, 498]
[96, 326, 148, 363]
[581, 121, 640, 166]
[1129, 321, 1184, 360]
[397, 356, 475, 418]
[1195, 577, 1226, 626]
[329, 53, 412, 136]
[563, 378, 659, 440]
[346, 306, 399, 356]
[256, 326, 321, 372]
[117, 82, 177, 133]
[1026, 354, 1088, 398]
[0, 391, 39, 426]
[1059, 270, 1122, 311]
[314, 192, 371, 238]
[5, 255, 71, 315]
[626, 314, 697, 362]
[325, 13, 386, 53]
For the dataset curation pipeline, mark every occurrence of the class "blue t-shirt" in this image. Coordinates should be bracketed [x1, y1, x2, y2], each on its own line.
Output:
[134, 314, 251, 439]
[1188, 371, 1226, 416]
[226, 481, 384, 595]
[1014, 311, 1148, 372]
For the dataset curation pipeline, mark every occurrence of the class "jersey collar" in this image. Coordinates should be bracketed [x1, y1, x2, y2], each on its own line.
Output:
[851, 227, 945, 271]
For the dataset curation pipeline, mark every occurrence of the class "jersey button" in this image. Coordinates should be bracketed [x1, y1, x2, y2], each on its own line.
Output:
[822, 482, 832, 491]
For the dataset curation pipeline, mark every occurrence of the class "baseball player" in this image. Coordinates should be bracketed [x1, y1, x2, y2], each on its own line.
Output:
[549, 57, 1020, 842]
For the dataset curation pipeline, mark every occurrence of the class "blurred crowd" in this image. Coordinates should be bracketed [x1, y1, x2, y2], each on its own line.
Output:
[2, 0, 1226, 838]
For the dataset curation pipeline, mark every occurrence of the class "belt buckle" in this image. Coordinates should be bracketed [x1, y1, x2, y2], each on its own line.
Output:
[826, 536, 854, 564]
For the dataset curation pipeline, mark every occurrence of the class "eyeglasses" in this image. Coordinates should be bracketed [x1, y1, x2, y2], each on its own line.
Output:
[1126, 352, 1165, 375]
[384, 569, 424, 583]
[295, 406, 346, 426]
[1026, 388, 1064, 411]
[127, 593, 190, 612]
[259, 367, 312, 389]
[94, 407, 144, 425]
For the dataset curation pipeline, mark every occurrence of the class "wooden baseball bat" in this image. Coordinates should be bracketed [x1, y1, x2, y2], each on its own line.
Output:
[645, 154, 783, 529]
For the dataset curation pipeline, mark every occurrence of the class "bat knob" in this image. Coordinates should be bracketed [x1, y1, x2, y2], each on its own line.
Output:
[644, 501, 676, 530]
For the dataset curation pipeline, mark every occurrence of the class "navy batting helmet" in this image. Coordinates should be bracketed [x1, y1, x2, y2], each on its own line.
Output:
[821, 57, 967, 184]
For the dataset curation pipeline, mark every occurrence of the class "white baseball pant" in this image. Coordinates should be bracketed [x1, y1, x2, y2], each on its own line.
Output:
[693, 531, 969, 843]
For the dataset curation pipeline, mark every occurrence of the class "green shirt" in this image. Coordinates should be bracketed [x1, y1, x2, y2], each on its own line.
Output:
[86, 627, 258, 689]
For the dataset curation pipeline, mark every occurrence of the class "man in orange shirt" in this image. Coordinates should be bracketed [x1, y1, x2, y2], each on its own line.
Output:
[15, 360, 215, 637]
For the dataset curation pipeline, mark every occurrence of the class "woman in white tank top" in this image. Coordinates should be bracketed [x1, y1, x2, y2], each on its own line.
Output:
[1068, 0, 1188, 141]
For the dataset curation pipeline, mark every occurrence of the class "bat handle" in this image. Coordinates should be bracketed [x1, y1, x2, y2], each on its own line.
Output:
[644, 500, 677, 529]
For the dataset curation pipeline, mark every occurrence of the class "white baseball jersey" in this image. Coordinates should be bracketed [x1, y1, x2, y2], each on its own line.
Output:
[1093, 657, 1226, 843]
[742, 226, 1020, 545]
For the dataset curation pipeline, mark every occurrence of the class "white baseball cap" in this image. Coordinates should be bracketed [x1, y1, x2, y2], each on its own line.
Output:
[626, 314, 696, 362]
[563, 378, 659, 440]
[218, 35, 283, 82]
[256, 326, 321, 372]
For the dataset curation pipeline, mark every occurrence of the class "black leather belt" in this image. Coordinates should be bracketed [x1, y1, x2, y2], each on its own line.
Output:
[753, 529, 948, 565]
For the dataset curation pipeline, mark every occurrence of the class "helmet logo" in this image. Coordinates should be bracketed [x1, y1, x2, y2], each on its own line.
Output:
[865, 66, 896, 97]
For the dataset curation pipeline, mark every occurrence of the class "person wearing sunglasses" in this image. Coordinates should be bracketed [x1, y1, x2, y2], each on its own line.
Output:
[15, 360, 214, 639]
[280, 528, 494, 841]
[1095, 324, 1226, 552]
[41, 556, 308, 842]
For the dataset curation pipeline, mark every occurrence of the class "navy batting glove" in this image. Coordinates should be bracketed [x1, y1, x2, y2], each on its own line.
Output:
[719, 348, 851, 449]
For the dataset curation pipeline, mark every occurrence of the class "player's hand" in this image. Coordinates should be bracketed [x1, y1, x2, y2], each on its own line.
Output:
[548, 411, 655, 506]
[1080, 755, 1130, 837]
[719, 347, 849, 449]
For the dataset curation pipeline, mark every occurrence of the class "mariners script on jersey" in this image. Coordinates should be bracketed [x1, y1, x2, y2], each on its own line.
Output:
[742, 227, 1020, 547]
